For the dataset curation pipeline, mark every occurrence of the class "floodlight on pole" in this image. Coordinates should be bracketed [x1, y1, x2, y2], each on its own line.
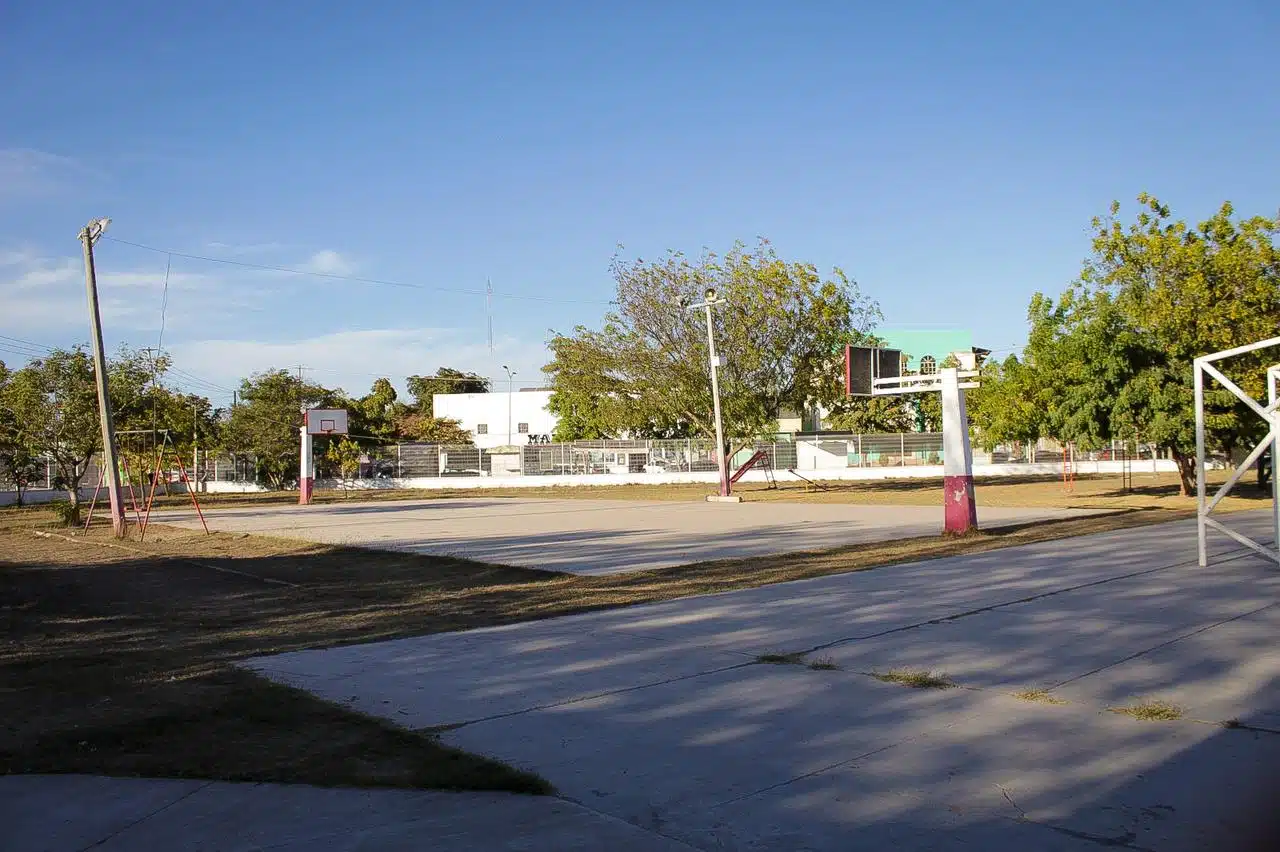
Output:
[685, 289, 735, 501]
[79, 217, 126, 537]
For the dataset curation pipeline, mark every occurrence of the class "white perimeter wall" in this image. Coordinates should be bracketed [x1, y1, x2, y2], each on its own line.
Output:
[0, 480, 268, 506]
[315, 458, 1180, 492]
[433, 391, 557, 449]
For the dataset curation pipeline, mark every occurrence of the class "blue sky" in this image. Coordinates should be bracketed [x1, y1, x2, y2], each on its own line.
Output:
[3, 1, 1277, 405]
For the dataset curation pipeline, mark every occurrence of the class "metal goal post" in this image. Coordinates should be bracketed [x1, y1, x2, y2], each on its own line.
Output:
[1195, 336, 1280, 567]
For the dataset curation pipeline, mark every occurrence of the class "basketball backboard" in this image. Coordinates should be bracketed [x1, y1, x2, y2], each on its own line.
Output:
[305, 408, 349, 435]
[845, 345, 903, 397]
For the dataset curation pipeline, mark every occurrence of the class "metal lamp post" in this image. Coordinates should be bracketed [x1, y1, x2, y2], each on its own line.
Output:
[80, 218, 127, 537]
[502, 365, 517, 446]
[686, 288, 735, 501]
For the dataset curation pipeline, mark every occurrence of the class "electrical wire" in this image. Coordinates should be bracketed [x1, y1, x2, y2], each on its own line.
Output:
[101, 236, 617, 305]
[156, 253, 171, 351]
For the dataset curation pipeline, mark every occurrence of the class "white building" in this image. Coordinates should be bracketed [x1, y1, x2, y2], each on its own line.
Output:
[433, 389, 557, 449]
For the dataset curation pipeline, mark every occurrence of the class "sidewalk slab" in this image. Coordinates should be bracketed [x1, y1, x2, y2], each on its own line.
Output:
[675, 698, 1280, 852]
[0, 775, 693, 852]
[444, 663, 989, 822]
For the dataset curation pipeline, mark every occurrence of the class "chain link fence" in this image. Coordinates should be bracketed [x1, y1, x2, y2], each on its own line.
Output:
[3, 435, 1186, 498]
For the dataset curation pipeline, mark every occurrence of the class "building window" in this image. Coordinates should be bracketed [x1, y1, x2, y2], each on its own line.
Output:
[518, 422, 529, 434]
[919, 355, 937, 375]
[476, 424, 488, 435]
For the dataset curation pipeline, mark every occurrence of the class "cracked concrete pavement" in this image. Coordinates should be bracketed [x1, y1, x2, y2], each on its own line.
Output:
[234, 510, 1280, 850]
[11, 511, 1280, 850]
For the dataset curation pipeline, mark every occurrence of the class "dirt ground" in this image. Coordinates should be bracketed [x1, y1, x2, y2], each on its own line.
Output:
[140, 470, 1267, 513]
[1, 470, 1265, 791]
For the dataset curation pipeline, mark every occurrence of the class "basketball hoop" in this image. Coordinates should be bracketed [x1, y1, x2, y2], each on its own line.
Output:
[846, 346, 986, 535]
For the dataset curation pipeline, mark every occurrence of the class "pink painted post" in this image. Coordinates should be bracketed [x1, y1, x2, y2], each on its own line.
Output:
[299, 425, 314, 505]
[941, 367, 977, 534]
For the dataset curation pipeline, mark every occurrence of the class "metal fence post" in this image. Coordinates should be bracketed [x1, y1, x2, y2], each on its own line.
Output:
[858, 434, 864, 467]
[900, 433, 906, 466]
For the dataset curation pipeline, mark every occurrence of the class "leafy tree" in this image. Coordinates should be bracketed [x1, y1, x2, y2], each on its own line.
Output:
[4, 349, 101, 507]
[983, 195, 1279, 493]
[394, 413, 474, 444]
[967, 355, 1048, 448]
[545, 239, 880, 442]
[0, 361, 43, 506]
[325, 437, 363, 494]
[350, 378, 406, 441]
[224, 370, 337, 488]
[406, 369, 489, 416]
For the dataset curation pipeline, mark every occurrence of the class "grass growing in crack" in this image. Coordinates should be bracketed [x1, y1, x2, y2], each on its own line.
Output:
[871, 669, 954, 689]
[756, 651, 805, 665]
[807, 656, 840, 671]
[1222, 718, 1242, 729]
[1109, 700, 1183, 721]
[1012, 689, 1067, 705]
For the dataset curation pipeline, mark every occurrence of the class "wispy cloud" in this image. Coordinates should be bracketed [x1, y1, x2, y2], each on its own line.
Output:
[0, 247, 275, 335]
[0, 148, 92, 202]
[164, 328, 549, 400]
[300, 249, 354, 276]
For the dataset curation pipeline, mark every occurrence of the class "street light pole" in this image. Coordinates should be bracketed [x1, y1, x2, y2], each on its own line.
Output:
[502, 365, 517, 446]
[80, 218, 126, 537]
[686, 288, 735, 501]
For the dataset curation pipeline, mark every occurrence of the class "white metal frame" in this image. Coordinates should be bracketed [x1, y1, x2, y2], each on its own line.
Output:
[872, 370, 980, 396]
[1194, 336, 1280, 566]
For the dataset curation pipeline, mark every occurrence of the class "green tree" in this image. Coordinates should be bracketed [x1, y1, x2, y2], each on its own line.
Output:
[325, 437, 363, 494]
[967, 355, 1048, 449]
[994, 195, 1279, 493]
[351, 377, 406, 441]
[224, 370, 337, 488]
[0, 360, 43, 506]
[406, 369, 489, 417]
[4, 349, 100, 507]
[545, 239, 880, 441]
[394, 413, 473, 444]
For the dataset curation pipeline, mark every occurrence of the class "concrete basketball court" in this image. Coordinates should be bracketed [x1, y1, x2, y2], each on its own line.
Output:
[154, 497, 1102, 575]
[233, 510, 1280, 851]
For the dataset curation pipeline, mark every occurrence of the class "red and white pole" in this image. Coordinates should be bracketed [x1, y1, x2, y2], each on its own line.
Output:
[941, 367, 977, 534]
[299, 424, 314, 505]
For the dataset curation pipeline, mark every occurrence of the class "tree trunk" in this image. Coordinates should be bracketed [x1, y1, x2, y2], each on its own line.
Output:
[1171, 447, 1196, 497]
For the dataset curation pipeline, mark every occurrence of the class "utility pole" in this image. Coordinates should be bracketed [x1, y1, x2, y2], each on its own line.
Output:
[192, 401, 199, 493]
[686, 288, 737, 502]
[80, 218, 127, 537]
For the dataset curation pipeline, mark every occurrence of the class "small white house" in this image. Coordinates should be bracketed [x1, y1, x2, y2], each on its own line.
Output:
[433, 389, 557, 449]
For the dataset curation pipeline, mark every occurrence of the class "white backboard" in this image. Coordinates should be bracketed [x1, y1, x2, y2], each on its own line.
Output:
[305, 408, 349, 435]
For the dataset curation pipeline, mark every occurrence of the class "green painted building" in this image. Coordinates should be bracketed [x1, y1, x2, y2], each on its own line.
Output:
[875, 327, 974, 372]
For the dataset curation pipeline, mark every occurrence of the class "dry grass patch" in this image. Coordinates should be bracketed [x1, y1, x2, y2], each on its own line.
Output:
[1109, 700, 1183, 721]
[807, 656, 841, 671]
[1012, 689, 1068, 705]
[871, 669, 955, 689]
[756, 651, 806, 665]
[127, 469, 1265, 514]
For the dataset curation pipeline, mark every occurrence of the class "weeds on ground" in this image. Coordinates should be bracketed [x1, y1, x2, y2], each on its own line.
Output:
[807, 656, 840, 671]
[871, 669, 955, 689]
[1109, 700, 1183, 721]
[1012, 689, 1067, 705]
[755, 651, 805, 665]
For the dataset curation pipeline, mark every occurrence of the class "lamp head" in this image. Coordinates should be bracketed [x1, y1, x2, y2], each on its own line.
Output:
[81, 217, 111, 244]
[704, 287, 717, 302]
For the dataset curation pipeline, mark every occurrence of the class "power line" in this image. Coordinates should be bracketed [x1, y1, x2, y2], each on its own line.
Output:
[101, 236, 617, 306]
[0, 334, 58, 353]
